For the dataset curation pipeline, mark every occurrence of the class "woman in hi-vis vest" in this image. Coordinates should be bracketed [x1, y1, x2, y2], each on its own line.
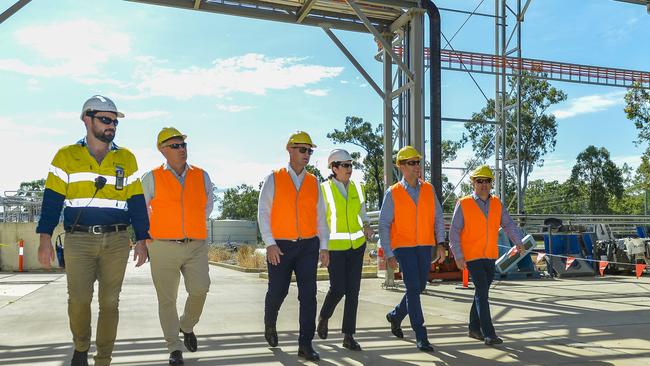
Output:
[316, 149, 374, 351]
[449, 165, 524, 346]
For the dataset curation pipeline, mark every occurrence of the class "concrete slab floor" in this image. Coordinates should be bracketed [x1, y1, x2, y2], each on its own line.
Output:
[0, 252, 649, 365]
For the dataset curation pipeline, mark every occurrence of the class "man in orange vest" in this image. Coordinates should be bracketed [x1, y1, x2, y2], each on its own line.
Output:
[449, 165, 523, 346]
[141, 127, 214, 365]
[257, 131, 330, 361]
[378, 146, 446, 352]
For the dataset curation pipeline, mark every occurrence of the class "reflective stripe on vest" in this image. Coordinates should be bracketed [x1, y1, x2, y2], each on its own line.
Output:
[322, 179, 365, 251]
[270, 168, 318, 240]
[459, 195, 502, 262]
[389, 180, 436, 249]
[148, 165, 208, 240]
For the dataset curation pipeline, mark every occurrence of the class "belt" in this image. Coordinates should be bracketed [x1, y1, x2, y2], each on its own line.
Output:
[161, 238, 194, 243]
[66, 224, 129, 235]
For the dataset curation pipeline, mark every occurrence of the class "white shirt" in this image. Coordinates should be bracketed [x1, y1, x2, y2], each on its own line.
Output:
[257, 165, 329, 250]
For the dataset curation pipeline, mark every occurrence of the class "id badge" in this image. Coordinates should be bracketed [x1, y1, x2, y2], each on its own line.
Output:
[115, 166, 124, 190]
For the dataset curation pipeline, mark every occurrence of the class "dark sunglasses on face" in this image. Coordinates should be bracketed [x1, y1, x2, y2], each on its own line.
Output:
[334, 162, 353, 169]
[475, 178, 492, 184]
[164, 142, 187, 150]
[404, 160, 421, 166]
[93, 116, 119, 126]
[292, 147, 314, 155]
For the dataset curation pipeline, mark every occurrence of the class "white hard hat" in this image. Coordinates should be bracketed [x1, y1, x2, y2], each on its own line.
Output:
[80, 95, 124, 120]
[328, 149, 353, 168]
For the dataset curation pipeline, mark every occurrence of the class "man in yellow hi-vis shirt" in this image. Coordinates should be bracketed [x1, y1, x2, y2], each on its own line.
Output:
[37, 95, 150, 366]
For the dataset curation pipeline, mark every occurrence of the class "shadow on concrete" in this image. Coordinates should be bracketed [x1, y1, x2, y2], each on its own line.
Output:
[0, 321, 639, 366]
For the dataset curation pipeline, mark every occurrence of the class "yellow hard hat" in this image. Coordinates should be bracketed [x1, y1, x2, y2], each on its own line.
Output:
[157, 127, 187, 147]
[470, 165, 494, 180]
[396, 146, 422, 166]
[287, 131, 316, 147]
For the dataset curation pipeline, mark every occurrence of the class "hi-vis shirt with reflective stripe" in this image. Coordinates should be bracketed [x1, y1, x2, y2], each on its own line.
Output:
[45, 142, 142, 209]
[322, 179, 366, 251]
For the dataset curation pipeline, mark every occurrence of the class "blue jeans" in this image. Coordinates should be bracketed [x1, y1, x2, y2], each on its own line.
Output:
[389, 245, 432, 342]
[466, 258, 497, 338]
[264, 237, 320, 345]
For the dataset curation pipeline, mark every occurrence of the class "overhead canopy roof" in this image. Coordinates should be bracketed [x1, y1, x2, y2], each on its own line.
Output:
[127, 0, 419, 33]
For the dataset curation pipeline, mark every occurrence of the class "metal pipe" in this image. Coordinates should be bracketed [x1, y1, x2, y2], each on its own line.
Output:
[0, 0, 31, 25]
[423, 0, 442, 200]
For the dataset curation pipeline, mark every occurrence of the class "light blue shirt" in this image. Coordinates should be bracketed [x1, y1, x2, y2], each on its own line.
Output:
[449, 193, 524, 261]
[378, 178, 445, 258]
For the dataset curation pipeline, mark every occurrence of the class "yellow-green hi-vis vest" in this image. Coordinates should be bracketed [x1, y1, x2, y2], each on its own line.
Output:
[322, 179, 366, 251]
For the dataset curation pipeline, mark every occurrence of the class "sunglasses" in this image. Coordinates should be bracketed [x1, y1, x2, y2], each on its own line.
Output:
[93, 116, 119, 126]
[474, 178, 492, 184]
[292, 147, 314, 155]
[334, 162, 353, 169]
[404, 160, 421, 166]
[163, 142, 187, 150]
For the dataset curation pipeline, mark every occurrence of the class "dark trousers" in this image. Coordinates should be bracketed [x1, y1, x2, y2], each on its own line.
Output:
[389, 245, 432, 342]
[319, 243, 366, 335]
[264, 237, 320, 345]
[466, 258, 497, 338]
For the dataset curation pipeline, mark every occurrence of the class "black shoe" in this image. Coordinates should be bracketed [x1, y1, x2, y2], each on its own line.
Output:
[468, 330, 485, 341]
[416, 340, 435, 352]
[386, 313, 404, 339]
[297, 344, 320, 361]
[169, 350, 184, 365]
[343, 333, 361, 351]
[317, 316, 328, 339]
[484, 336, 503, 346]
[70, 350, 89, 366]
[264, 324, 278, 347]
[180, 329, 198, 352]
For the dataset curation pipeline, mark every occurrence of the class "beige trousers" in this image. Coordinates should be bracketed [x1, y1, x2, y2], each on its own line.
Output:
[64, 230, 130, 366]
[148, 239, 210, 352]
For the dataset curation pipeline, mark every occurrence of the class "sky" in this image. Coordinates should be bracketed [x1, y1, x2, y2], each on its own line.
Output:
[1, 0, 648, 208]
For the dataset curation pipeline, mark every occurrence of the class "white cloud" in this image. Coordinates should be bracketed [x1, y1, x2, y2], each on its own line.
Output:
[551, 91, 625, 119]
[304, 89, 329, 97]
[340, 80, 349, 84]
[0, 20, 131, 80]
[216, 104, 254, 113]
[132, 53, 343, 100]
[53, 111, 80, 121]
[0, 117, 66, 136]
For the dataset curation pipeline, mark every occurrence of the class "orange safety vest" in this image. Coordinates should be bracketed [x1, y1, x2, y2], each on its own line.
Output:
[270, 168, 319, 240]
[148, 165, 208, 240]
[389, 180, 436, 249]
[459, 195, 502, 261]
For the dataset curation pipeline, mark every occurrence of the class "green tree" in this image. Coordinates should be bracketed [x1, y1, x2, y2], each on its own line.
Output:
[305, 164, 325, 182]
[217, 184, 259, 221]
[624, 81, 650, 145]
[18, 178, 46, 198]
[328, 116, 460, 210]
[464, 72, 567, 201]
[327, 116, 385, 210]
[568, 146, 624, 214]
[523, 179, 588, 214]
